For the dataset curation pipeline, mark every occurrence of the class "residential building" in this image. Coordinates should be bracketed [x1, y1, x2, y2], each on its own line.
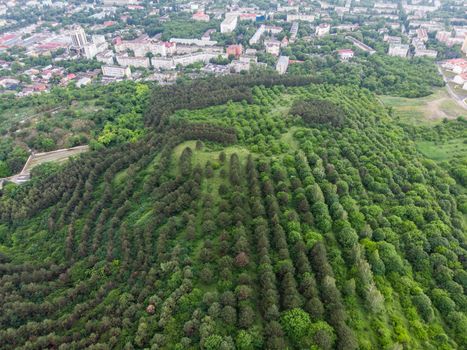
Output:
[70, 25, 87, 48]
[388, 44, 409, 57]
[290, 22, 299, 42]
[265, 39, 281, 56]
[202, 29, 216, 41]
[96, 50, 115, 65]
[240, 55, 257, 64]
[337, 49, 354, 60]
[226, 44, 243, 58]
[453, 62, 467, 74]
[286, 14, 314, 22]
[315, 23, 330, 37]
[437, 30, 465, 47]
[453, 73, 467, 85]
[383, 35, 402, 44]
[462, 35, 467, 55]
[239, 13, 257, 22]
[334, 24, 359, 32]
[170, 38, 217, 47]
[249, 25, 283, 46]
[221, 15, 238, 33]
[116, 55, 149, 68]
[346, 36, 376, 54]
[101, 65, 131, 78]
[267, 26, 283, 35]
[249, 25, 266, 45]
[277, 4, 299, 12]
[92, 35, 106, 45]
[417, 28, 428, 42]
[192, 11, 209, 22]
[116, 36, 176, 57]
[436, 30, 451, 43]
[441, 58, 467, 73]
[414, 49, 437, 58]
[83, 43, 97, 59]
[230, 60, 250, 73]
[102, 0, 139, 6]
[76, 77, 91, 87]
[276, 56, 289, 74]
[151, 53, 224, 70]
[152, 42, 176, 57]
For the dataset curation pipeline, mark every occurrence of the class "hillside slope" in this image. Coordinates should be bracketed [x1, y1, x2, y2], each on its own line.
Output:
[0, 77, 466, 350]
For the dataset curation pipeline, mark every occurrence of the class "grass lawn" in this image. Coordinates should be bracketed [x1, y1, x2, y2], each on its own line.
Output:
[172, 141, 251, 177]
[379, 89, 466, 126]
[416, 139, 466, 162]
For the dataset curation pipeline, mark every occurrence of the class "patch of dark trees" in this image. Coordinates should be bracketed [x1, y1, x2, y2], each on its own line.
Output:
[145, 73, 318, 127]
[291, 98, 346, 128]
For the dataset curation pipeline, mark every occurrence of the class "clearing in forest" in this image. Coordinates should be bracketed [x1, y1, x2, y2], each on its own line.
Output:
[380, 89, 466, 125]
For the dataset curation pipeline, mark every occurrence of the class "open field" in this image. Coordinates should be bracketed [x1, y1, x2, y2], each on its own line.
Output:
[380, 89, 466, 126]
[416, 139, 466, 162]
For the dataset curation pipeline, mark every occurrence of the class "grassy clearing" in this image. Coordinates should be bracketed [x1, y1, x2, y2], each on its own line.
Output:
[172, 141, 251, 178]
[380, 89, 466, 126]
[280, 126, 300, 151]
[416, 139, 466, 162]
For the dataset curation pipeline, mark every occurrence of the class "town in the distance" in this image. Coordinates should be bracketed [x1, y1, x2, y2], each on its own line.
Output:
[0, 0, 466, 96]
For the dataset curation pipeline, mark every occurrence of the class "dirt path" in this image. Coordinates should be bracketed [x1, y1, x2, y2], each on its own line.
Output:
[425, 97, 455, 121]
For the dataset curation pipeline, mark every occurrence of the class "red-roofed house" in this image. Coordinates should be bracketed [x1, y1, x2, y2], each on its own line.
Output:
[33, 84, 47, 92]
[37, 42, 65, 50]
[192, 11, 209, 22]
[442, 58, 467, 73]
[453, 62, 467, 74]
[226, 44, 243, 58]
[239, 13, 257, 21]
[337, 49, 354, 60]
[0, 34, 17, 44]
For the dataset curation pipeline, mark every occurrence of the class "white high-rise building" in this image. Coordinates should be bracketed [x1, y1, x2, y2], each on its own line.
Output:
[276, 56, 289, 74]
[83, 43, 97, 59]
[71, 26, 88, 48]
[221, 15, 238, 33]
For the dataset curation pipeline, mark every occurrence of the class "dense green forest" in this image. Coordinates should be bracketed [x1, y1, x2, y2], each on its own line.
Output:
[0, 75, 466, 349]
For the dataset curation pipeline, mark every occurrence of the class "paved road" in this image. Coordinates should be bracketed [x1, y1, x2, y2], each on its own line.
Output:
[0, 146, 89, 188]
[436, 64, 467, 110]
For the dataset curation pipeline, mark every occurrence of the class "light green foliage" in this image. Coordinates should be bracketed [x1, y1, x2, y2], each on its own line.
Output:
[281, 308, 336, 349]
